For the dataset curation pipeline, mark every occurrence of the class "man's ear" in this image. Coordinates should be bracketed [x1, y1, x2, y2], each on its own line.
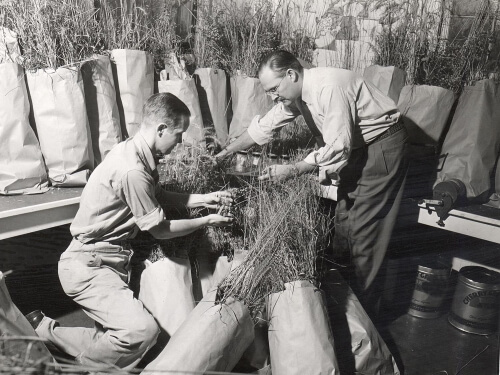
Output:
[157, 119, 175, 137]
[287, 68, 299, 82]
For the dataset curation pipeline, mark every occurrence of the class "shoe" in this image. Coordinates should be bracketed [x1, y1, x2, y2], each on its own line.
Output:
[25, 310, 45, 330]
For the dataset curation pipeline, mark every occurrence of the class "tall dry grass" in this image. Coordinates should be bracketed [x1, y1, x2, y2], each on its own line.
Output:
[218, 175, 332, 318]
[1, 0, 100, 70]
[193, 0, 315, 75]
[373, 0, 499, 92]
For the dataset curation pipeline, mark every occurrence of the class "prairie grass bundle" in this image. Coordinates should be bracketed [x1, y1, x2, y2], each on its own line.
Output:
[98, 0, 178, 70]
[194, 0, 283, 76]
[373, 0, 499, 93]
[1, 0, 100, 70]
[218, 176, 332, 318]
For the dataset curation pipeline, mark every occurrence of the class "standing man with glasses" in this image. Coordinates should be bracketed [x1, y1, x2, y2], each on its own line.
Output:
[216, 50, 409, 319]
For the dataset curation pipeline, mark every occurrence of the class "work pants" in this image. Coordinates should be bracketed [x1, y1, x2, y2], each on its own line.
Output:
[36, 239, 160, 369]
[333, 127, 409, 317]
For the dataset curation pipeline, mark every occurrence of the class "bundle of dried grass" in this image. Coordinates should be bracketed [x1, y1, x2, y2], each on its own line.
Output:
[1, 0, 100, 70]
[98, 0, 179, 70]
[373, 0, 499, 93]
[218, 176, 332, 318]
[193, 0, 283, 76]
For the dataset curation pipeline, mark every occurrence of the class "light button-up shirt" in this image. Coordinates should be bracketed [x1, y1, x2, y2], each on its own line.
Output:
[71, 134, 168, 243]
[247, 67, 400, 172]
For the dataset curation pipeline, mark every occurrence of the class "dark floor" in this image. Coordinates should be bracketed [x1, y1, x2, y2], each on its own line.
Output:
[1, 219, 499, 374]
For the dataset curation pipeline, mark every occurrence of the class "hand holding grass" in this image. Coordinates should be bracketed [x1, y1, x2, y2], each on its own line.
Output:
[203, 191, 235, 209]
[259, 164, 298, 181]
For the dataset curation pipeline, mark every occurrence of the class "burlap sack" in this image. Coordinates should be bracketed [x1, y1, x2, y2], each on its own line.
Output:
[364, 65, 406, 104]
[436, 79, 500, 200]
[398, 85, 456, 145]
[26, 67, 93, 187]
[267, 280, 340, 375]
[82, 55, 122, 165]
[142, 290, 254, 374]
[0, 271, 54, 363]
[111, 49, 154, 138]
[158, 78, 204, 145]
[323, 270, 400, 375]
[229, 75, 273, 140]
[138, 258, 196, 338]
[0, 63, 48, 195]
[194, 68, 229, 145]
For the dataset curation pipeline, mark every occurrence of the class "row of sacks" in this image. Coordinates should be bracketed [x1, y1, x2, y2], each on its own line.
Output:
[136, 250, 400, 375]
[0, 47, 275, 195]
[365, 66, 500, 204]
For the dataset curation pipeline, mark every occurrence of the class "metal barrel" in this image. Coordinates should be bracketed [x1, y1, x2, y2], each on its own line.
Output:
[448, 266, 500, 335]
[408, 264, 450, 319]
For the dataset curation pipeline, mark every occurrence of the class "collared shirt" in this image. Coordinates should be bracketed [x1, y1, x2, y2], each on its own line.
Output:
[247, 67, 400, 172]
[71, 133, 168, 243]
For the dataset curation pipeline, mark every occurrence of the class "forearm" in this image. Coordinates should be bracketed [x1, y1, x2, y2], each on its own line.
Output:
[223, 130, 257, 155]
[294, 160, 317, 174]
[149, 217, 208, 239]
[159, 191, 206, 209]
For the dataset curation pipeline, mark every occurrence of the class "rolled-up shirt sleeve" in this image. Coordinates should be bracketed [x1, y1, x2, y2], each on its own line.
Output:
[121, 170, 165, 231]
[303, 85, 354, 172]
[247, 102, 299, 145]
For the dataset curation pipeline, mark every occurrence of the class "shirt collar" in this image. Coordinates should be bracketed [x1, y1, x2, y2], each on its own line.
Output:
[301, 68, 313, 104]
[133, 133, 157, 174]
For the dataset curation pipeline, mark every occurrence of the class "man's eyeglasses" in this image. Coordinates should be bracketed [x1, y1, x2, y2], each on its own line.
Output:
[265, 74, 286, 96]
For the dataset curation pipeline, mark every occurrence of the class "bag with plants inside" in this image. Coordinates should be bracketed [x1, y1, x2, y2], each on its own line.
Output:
[0, 63, 48, 195]
[111, 49, 154, 138]
[323, 270, 400, 375]
[229, 73, 273, 141]
[364, 65, 406, 104]
[4, 0, 98, 187]
[142, 289, 254, 374]
[82, 55, 123, 166]
[158, 54, 205, 145]
[397, 84, 456, 146]
[267, 280, 340, 375]
[194, 68, 229, 146]
[436, 79, 500, 201]
[26, 67, 94, 187]
[0, 271, 55, 366]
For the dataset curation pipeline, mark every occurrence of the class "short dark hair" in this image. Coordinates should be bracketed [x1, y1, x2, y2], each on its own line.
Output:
[142, 93, 190, 128]
[258, 50, 303, 76]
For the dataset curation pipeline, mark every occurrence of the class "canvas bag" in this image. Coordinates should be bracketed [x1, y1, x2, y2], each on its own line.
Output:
[229, 74, 273, 140]
[138, 258, 196, 338]
[323, 270, 400, 375]
[436, 79, 500, 200]
[0, 271, 55, 364]
[111, 49, 154, 138]
[0, 63, 48, 195]
[82, 55, 122, 165]
[267, 280, 340, 375]
[194, 68, 229, 145]
[363, 65, 406, 104]
[397, 85, 456, 145]
[158, 75, 204, 145]
[142, 289, 254, 374]
[26, 67, 93, 187]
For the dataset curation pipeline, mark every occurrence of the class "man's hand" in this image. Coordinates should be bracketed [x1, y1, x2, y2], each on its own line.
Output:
[258, 164, 298, 181]
[206, 213, 234, 227]
[203, 190, 235, 209]
[215, 148, 230, 159]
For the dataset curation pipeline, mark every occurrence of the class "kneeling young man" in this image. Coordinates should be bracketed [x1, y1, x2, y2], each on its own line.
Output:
[29, 93, 233, 369]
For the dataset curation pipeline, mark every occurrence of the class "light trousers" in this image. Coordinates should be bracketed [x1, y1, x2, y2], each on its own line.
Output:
[36, 239, 159, 369]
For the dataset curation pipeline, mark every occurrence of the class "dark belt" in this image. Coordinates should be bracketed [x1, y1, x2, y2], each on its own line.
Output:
[370, 121, 405, 144]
